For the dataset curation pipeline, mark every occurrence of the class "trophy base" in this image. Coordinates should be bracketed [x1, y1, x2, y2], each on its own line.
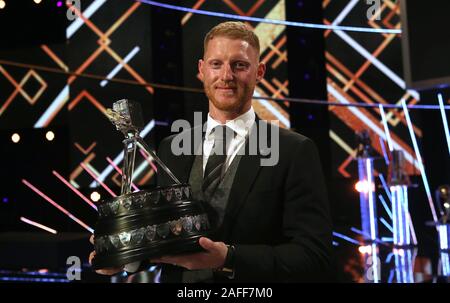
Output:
[92, 233, 208, 270]
[92, 184, 213, 271]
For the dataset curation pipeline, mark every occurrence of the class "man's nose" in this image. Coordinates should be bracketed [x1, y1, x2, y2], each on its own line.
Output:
[220, 64, 234, 81]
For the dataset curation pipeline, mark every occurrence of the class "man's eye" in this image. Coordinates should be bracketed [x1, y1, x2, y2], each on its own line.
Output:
[234, 62, 248, 69]
[210, 62, 221, 68]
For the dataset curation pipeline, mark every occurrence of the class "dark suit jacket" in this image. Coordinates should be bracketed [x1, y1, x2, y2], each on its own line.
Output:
[155, 119, 333, 282]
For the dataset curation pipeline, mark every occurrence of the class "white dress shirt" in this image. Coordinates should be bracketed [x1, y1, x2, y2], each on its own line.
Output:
[203, 107, 256, 175]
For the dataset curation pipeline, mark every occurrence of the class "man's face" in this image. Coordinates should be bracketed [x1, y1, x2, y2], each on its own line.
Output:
[198, 36, 265, 115]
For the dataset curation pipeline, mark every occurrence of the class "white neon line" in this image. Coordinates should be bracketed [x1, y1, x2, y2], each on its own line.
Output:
[372, 243, 379, 283]
[140, 0, 400, 34]
[254, 92, 290, 128]
[350, 227, 369, 238]
[380, 216, 393, 233]
[379, 174, 392, 202]
[403, 185, 411, 245]
[332, 232, 360, 245]
[401, 100, 438, 224]
[438, 94, 450, 156]
[91, 152, 123, 188]
[20, 217, 57, 234]
[391, 186, 398, 244]
[379, 136, 390, 165]
[440, 225, 448, 250]
[400, 253, 409, 283]
[131, 160, 149, 182]
[86, 163, 101, 177]
[90, 119, 155, 187]
[330, 130, 356, 157]
[408, 212, 418, 246]
[140, 119, 155, 138]
[378, 194, 392, 219]
[22, 179, 93, 233]
[442, 252, 450, 275]
[328, 84, 420, 170]
[66, 0, 107, 39]
[394, 253, 400, 282]
[81, 163, 117, 197]
[70, 180, 80, 189]
[396, 187, 404, 245]
[385, 252, 394, 263]
[379, 104, 394, 152]
[34, 85, 69, 128]
[332, 29, 420, 100]
[367, 159, 377, 240]
[406, 249, 412, 282]
[410, 249, 416, 282]
[331, 0, 359, 26]
[100, 46, 140, 87]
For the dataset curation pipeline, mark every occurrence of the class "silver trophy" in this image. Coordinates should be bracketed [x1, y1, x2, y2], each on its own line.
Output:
[91, 99, 210, 269]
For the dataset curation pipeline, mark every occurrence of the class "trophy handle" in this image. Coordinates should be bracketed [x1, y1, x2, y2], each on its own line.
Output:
[106, 99, 182, 188]
[136, 137, 182, 185]
[121, 138, 138, 195]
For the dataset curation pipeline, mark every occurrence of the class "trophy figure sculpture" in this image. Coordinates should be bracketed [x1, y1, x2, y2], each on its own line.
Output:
[91, 99, 210, 269]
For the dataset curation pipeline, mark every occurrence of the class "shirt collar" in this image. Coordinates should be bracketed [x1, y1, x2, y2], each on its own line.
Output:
[205, 107, 255, 140]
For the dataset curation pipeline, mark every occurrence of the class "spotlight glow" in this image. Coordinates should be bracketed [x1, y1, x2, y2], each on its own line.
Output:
[90, 191, 101, 202]
[355, 180, 375, 194]
[33, 0, 42, 4]
[11, 133, 20, 143]
[0, 1, 5, 10]
[45, 131, 55, 141]
[358, 245, 372, 254]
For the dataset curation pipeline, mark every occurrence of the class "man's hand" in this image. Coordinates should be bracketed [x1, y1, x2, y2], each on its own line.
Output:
[150, 237, 228, 270]
[88, 234, 124, 275]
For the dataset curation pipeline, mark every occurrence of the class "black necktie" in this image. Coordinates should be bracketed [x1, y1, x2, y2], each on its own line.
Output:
[202, 125, 234, 194]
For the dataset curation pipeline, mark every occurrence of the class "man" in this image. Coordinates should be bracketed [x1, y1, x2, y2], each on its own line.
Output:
[90, 21, 332, 282]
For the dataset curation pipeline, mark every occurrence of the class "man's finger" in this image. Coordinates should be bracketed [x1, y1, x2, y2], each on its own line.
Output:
[198, 237, 216, 251]
[96, 268, 123, 275]
[150, 258, 162, 263]
[89, 251, 96, 265]
[89, 252, 124, 275]
[89, 234, 94, 245]
[154, 256, 178, 264]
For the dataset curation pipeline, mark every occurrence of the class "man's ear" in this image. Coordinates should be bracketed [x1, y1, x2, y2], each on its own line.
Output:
[256, 62, 266, 83]
[198, 59, 204, 82]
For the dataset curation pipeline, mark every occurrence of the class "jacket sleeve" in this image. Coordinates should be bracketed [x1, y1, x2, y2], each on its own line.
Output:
[233, 138, 334, 282]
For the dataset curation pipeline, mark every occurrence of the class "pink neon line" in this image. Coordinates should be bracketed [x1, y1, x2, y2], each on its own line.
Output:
[52, 170, 98, 211]
[106, 157, 140, 191]
[21, 179, 93, 233]
[139, 149, 158, 172]
[80, 162, 117, 197]
[20, 216, 58, 234]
